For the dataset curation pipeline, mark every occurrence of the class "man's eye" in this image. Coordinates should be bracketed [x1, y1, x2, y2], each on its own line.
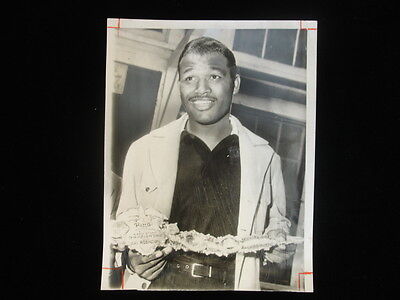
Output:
[210, 75, 221, 80]
[185, 76, 194, 82]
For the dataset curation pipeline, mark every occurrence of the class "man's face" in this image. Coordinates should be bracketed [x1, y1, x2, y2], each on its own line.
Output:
[178, 52, 240, 125]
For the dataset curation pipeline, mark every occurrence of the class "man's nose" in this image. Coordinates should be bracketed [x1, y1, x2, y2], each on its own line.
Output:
[195, 78, 211, 94]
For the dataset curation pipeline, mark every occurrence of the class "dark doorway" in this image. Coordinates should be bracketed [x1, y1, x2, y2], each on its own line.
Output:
[112, 65, 162, 176]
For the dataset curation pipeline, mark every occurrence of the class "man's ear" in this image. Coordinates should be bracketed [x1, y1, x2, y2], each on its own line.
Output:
[233, 74, 241, 95]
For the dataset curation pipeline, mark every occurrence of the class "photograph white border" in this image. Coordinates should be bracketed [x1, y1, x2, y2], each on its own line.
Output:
[102, 19, 317, 292]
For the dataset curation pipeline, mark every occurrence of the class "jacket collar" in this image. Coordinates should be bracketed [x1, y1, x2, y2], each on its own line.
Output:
[150, 113, 269, 147]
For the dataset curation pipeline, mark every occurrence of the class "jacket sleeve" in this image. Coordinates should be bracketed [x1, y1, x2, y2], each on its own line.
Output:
[263, 153, 291, 236]
[110, 141, 154, 290]
[116, 141, 141, 216]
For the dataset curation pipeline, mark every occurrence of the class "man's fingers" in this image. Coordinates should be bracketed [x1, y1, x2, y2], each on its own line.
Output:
[146, 261, 167, 281]
[265, 252, 284, 264]
[277, 244, 286, 251]
[111, 243, 126, 252]
[162, 246, 173, 256]
[141, 260, 167, 280]
[264, 244, 296, 264]
[136, 247, 172, 264]
[140, 250, 165, 264]
[274, 248, 291, 256]
[133, 256, 165, 274]
[128, 247, 172, 276]
[129, 250, 164, 265]
[273, 245, 296, 256]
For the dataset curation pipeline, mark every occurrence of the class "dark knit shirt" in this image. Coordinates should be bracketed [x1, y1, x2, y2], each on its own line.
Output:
[168, 130, 241, 266]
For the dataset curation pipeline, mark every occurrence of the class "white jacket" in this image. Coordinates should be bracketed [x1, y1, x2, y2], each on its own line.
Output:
[117, 113, 290, 290]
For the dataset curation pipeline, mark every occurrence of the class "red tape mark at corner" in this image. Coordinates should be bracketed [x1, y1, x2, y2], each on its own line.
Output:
[300, 20, 317, 30]
[297, 272, 313, 290]
[107, 18, 121, 29]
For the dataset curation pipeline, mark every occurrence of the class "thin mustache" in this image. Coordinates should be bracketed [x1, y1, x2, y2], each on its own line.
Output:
[188, 96, 217, 102]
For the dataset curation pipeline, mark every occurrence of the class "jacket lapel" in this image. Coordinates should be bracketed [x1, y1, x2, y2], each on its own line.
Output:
[233, 116, 272, 235]
[148, 114, 188, 218]
[232, 116, 272, 289]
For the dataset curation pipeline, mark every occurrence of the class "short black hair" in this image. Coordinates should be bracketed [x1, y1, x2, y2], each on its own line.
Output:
[177, 36, 238, 82]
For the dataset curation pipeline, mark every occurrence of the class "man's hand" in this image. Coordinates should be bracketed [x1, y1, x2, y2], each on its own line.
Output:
[264, 229, 296, 264]
[127, 246, 173, 281]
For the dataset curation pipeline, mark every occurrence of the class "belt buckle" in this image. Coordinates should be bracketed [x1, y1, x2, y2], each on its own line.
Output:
[191, 263, 212, 278]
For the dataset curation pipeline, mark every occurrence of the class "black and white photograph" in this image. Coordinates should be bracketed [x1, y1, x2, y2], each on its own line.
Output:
[101, 19, 317, 292]
[9, 3, 399, 297]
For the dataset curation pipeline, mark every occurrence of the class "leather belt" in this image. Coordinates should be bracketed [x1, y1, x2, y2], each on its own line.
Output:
[166, 259, 234, 284]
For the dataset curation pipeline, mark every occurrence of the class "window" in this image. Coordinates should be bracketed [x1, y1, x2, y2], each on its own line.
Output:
[264, 29, 298, 65]
[232, 29, 266, 57]
[233, 29, 307, 68]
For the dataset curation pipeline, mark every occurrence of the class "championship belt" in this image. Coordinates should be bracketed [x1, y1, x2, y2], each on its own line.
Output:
[111, 206, 303, 256]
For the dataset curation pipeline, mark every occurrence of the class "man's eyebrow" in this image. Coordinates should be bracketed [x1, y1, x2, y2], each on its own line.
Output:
[181, 65, 227, 74]
[210, 66, 227, 74]
[181, 67, 194, 74]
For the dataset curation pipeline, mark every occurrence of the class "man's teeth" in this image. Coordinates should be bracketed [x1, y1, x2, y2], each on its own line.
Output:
[190, 97, 214, 102]
[192, 99, 214, 110]
[194, 100, 212, 104]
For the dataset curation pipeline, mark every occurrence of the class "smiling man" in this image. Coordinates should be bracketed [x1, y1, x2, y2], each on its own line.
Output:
[113, 37, 292, 290]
